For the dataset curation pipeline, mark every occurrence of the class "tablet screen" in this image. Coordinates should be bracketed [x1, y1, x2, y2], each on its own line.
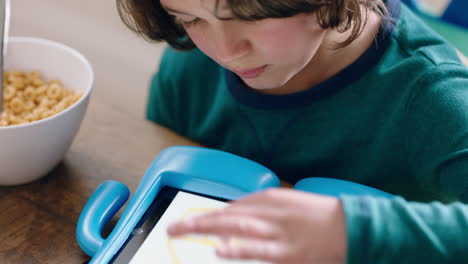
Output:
[111, 187, 265, 264]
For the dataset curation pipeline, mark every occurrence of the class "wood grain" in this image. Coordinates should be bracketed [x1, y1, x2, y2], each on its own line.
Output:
[0, 99, 199, 263]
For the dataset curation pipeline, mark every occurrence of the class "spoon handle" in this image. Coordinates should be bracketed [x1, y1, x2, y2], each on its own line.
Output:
[0, 0, 10, 113]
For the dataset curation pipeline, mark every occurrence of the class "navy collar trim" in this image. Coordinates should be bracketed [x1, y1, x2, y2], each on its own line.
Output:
[225, 0, 401, 110]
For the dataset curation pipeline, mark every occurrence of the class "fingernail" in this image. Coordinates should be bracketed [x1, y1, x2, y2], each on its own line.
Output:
[167, 222, 182, 234]
[167, 224, 176, 234]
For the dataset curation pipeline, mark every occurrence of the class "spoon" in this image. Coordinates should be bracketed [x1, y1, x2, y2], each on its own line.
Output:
[0, 0, 10, 113]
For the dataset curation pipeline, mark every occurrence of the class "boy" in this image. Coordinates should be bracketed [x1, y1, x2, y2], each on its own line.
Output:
[117, 0, 468, 263]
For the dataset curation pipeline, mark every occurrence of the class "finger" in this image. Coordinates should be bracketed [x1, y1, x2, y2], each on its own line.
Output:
[229, 188, 305, 208]
[167, 213, 279, 239]
[216, 238, 288, 263]
[231, 188, 285, 205]
[220, 204, 284, 220]
[167, 213, 280, 240]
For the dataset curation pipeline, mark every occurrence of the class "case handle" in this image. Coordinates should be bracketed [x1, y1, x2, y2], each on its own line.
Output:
[76, 180, 130, 257]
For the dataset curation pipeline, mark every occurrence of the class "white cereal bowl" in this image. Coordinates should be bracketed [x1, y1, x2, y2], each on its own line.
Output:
[0, 37, 94, 185]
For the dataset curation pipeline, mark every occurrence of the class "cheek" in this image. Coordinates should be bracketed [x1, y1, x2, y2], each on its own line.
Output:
[186, 30, 215, 59]
[252, 20, 325, 62]
[255, 34, 292, 59]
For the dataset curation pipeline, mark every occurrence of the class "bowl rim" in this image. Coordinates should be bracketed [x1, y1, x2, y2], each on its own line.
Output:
[0, 36, 94, 130]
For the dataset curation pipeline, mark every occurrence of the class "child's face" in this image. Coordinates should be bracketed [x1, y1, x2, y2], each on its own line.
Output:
[161, 0, 328, 92]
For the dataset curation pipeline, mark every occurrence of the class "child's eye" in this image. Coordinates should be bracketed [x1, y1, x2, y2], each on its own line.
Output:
[180, 18, 203, 28]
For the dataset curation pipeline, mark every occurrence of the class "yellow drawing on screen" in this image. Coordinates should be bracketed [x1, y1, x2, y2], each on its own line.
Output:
[167, 207, 219, 264]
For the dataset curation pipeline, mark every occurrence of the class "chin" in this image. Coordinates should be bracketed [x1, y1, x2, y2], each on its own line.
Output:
[243, 72, 287, 88]
[242, 78, 289, 92]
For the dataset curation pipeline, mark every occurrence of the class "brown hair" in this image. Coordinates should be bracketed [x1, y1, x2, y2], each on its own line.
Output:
[117, 0, 391, 50]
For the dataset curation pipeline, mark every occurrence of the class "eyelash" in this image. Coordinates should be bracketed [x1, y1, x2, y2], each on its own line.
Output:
[180, 18, 202, 28]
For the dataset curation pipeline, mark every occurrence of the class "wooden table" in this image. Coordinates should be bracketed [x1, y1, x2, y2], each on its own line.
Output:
[0, 99, 200, 264]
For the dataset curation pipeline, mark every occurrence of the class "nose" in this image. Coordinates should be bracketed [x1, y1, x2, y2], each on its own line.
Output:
[212, 25, 250, 63]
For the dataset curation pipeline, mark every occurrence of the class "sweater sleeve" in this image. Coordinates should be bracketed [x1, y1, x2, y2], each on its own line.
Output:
[342, 196, 468, 264]
[343, 62, 468, 264]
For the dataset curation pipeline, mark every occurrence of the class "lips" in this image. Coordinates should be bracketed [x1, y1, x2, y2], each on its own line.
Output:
[234, 65, 267, 79]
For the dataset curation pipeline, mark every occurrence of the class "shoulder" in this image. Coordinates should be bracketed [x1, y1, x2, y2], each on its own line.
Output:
[406, 63, 468, 111]
[389, 4, 465, 68]
[150, 47, 225, 112]
[373, 4, 468, 123]
[157, 47, 222, 83]
[147, 46, 227, 130]
[371, 3, 467, 97]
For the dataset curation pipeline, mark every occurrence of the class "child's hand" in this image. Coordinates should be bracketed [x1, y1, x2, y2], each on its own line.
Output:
[167, 188, 347, 264]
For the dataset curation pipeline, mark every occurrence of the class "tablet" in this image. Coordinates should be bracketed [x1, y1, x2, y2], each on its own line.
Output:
[78, 147, 392, 264]
[110, 187, 264, 264]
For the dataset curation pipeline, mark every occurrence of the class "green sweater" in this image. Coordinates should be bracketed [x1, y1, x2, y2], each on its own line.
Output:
[147, 0, 468, 263]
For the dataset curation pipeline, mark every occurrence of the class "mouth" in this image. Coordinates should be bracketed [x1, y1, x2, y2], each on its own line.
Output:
[233, 65, 268, 79]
